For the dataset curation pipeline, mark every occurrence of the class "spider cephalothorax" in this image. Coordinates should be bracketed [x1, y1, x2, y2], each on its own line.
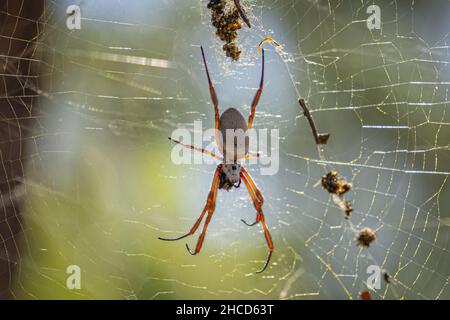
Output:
[219, 163, 242, 190]
[160, 45, 272, 273]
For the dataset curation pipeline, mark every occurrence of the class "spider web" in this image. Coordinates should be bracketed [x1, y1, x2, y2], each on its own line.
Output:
[0, 0, 449, 299]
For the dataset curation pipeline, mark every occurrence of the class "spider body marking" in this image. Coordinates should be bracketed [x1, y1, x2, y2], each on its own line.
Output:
[159, 46, 272, 273]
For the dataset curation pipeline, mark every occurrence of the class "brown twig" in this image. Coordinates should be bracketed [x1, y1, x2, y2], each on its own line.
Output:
[298, 98, 330, 144]
[233, 0, 251, 28]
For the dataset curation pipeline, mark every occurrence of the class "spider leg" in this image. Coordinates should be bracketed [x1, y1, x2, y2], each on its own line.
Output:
[239, 172, 261, 226]
[241, 172, 273, 273]
[255, 212, 273, 273]
[168, 137, 222, 161]
[186, 166, 220, 255]
[241, 218, 259, 227]
[243, 152, 261, 159]
[158, 167, 221, 242]
[248, 48, 265, 129]
[200, 46, 221, 148]
[242, 167, 264, 206]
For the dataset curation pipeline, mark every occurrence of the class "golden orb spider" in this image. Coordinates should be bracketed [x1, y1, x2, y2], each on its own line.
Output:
[159, 46, 273, 273]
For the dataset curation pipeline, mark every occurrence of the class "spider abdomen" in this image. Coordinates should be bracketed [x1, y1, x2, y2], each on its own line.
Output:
[218, 107, 249, 161]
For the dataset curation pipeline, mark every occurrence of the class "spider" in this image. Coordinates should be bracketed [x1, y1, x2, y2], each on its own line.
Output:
[159, 45, 273, 273]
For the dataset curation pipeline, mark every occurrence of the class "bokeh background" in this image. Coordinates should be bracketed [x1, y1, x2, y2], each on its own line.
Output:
[0, 0, 449, 299]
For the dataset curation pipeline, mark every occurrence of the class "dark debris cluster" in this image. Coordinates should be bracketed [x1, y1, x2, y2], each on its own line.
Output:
[207, 0, 244, 60]
[321, 171, 352, 196]
[355, 227, 377, 247]
[320, 171, 353, 218]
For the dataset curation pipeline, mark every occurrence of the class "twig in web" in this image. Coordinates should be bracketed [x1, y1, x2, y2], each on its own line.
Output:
[233, 0, 251, 28]
[298, 98, 330, 145]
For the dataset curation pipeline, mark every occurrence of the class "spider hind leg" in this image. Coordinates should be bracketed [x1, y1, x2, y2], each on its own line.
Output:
[185, 243, 196, 255]
[239, 168, 263, 226]
[241, 218, 259, 227]
[256, 247, 273, 274]
[240, 169, 273, 273]
[158, 166, 221, 251]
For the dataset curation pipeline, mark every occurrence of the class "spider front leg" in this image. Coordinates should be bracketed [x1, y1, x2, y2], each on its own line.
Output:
[241, 170, 273, 273]
[248, 48, 265, 129]
[200, 46, 221, 147]
[158, 166, 220, 246]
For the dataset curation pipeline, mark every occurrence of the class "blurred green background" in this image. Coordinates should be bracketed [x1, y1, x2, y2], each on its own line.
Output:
[6, 0, 449, 299]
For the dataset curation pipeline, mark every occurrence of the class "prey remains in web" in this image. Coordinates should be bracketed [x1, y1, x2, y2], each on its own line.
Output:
[207, 0, 252, 60]
[159, 45, 273, 273]
[317, 171, 353, 219]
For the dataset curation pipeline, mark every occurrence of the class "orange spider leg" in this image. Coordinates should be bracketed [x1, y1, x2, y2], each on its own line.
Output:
[169, 137, 222, 161]
[241, 167, 264, 207]
[186, 166, 221, 255]
[241, 172, 273, 273]
[255, 209, 273, 273]
[158, 167, 221, 242]
[200, 46, 221, 148]
[239, 172, 262, 226]
[248, 48, 265, 129]
[243, 152, 261, 159]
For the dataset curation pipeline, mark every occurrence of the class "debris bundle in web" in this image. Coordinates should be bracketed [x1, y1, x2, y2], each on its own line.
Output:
[318, 171, 353, 219]
[207, 0, 250, 60]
